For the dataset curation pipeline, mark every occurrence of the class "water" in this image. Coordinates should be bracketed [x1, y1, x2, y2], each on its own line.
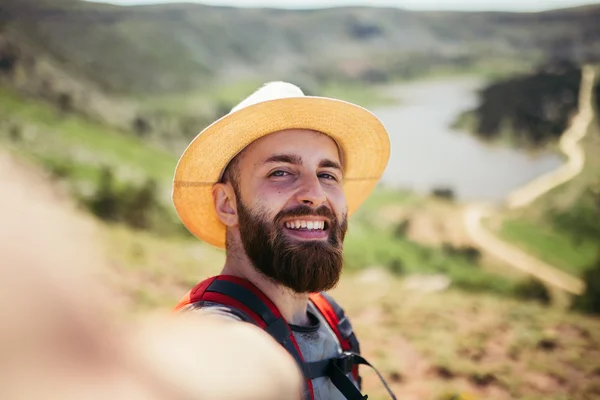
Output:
[372, 78, 565, 203]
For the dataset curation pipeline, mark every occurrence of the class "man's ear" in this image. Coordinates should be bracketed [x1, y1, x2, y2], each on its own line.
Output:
[212, 182, 238, 227]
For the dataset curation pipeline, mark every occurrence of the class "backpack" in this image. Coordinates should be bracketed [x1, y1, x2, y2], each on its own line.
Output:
[174, 275, 396, 400]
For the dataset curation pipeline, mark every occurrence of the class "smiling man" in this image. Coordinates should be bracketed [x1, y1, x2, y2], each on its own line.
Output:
[171, 82, 395, 400]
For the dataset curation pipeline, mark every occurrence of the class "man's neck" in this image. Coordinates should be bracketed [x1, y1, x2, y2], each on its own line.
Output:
[221, 256, 311, 327]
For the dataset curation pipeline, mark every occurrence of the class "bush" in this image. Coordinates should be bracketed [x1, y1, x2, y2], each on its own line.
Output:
[431, 187, 455, 201]
[513, 277, 551, 305]
[463, 60, 584, 147]
[442, 245, 481, 263]
[393, 219, 410, 238]
[551, 181, 600, 244]
[82, 166, 187, 236]
[388, 258, 405, 275]
[41, 157, 74, 180]
[571, 252, 600, 315]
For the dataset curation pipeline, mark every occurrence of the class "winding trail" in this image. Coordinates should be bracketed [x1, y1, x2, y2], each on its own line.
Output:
[463, 65, 596, 295]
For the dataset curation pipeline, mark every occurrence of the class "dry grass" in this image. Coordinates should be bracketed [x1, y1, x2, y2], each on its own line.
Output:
[329, 271, 600, 400]
[97, 221, 600, 400]
[2, 147, 599, 400]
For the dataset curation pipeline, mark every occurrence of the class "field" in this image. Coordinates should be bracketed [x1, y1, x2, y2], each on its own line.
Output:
[488, 116, 600, 277]
[2, 53, 600, 400]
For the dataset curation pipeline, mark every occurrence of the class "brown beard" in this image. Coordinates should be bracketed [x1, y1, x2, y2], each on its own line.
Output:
[236, 200, 347, 294]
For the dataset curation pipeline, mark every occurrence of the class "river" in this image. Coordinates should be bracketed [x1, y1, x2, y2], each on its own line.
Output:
[371, 77, 565, 203]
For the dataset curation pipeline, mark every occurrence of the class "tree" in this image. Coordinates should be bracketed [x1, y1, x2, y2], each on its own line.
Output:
[572, 251, 600, 315]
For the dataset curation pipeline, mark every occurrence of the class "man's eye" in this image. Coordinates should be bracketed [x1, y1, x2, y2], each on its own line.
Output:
[270, 170, 289, 177]
[319, 173, 337, 181]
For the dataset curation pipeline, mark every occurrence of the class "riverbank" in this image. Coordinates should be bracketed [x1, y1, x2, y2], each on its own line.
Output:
[464, 65, 598, 303]
[487, 68, 600, 279]
[370, 77, 564, 203]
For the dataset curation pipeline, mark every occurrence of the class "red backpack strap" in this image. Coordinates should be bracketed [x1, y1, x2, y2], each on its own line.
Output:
[309, 292, 361, 386]
[310, 293, 398, 400]
[174, 275, 315, 400]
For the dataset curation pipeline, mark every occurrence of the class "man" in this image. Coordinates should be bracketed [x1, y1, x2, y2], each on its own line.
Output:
[172, 82, 395, 400]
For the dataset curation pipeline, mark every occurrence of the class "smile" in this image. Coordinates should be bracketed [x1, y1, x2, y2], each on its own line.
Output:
[282, 218, 330, 240]
[284, 219, 327, 231]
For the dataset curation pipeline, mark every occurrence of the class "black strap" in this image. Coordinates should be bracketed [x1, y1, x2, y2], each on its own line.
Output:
[304, 352, 397, 400]
[204, 280, 396, 400]
[207, 280, 278, 324]
[206, 279, 306, 369]
[347, 354, 396, 400]
[303, 359, 331, 380]
[330, 362, 367, 400]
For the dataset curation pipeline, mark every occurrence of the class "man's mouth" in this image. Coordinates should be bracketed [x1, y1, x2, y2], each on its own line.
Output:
[282, 218, 329, 240]
[284, 219, 328, 230]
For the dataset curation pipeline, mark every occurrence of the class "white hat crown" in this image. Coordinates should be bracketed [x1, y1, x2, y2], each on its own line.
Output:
[230, 81, 306, 114]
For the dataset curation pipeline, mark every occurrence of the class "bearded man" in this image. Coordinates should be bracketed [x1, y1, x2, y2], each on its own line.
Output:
[172, 81, 395, 400]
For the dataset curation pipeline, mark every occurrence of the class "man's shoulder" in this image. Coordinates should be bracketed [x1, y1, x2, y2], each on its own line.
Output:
[182, 301, 250, 323]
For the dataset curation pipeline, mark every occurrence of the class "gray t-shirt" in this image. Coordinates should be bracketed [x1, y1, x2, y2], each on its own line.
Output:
[184, 300, 358, 400]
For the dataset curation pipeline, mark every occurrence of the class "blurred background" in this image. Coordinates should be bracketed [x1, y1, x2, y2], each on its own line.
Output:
[0, 0, 599, 398]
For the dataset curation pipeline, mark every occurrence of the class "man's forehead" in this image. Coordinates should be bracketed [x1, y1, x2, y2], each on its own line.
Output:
[245, 129, 343, 163]
[219, 129, 344, 182]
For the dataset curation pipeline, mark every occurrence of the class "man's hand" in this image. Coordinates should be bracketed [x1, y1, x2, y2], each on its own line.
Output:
[0, 152, 302, 400]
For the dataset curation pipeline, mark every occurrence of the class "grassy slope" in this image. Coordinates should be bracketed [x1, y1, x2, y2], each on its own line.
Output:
[139, 78, 397, 119]
[97, 213, 600, 400]
[6, 0, 600, 97]
[332, 275, 600, 400]
[0, 86, 178, 202]
[0, 81, 525, 299]
[98, 218, 600, 400]
[344, 187, 523, 296]
[488, 114, 600, 277]
[2, 82, 600, 400]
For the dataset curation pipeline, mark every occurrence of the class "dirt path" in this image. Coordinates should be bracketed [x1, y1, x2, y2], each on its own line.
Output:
[505, 65, 596, 209]
[464, 204, 585, 294]
[463, 65, 596, 295]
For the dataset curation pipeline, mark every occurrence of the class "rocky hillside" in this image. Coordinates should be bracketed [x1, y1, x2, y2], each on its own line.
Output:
[2, 0, 599, 153]
[453, 61, 600, 148]
[2, 0, 599, 97]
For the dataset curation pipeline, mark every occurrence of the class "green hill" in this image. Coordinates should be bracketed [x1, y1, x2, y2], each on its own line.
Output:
[3, 0, 600, 97]
[453, 61, 600, 148]
[2, 0, 599, 154]
[2, 3, 600, 397]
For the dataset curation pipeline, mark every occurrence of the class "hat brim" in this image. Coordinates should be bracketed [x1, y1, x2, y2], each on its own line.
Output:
[172, 96, 390, 249]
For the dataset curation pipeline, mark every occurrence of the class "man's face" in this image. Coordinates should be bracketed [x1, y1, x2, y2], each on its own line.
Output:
[229, 129, 348, 293]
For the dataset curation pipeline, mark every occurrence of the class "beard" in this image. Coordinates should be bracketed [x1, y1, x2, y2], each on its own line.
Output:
[236, 200, 348, 294]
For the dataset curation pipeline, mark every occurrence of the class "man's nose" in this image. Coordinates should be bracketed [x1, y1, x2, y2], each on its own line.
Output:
[295, 175, 327, 207]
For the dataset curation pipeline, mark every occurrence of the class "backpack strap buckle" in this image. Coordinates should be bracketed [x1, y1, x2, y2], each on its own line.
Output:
[334, 351, 358, 375]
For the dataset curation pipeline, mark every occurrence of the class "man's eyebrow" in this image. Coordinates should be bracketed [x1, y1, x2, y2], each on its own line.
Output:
[262, 154, 302, 165]
[262, 154, 342, 172]
[319, 159, 342, 170]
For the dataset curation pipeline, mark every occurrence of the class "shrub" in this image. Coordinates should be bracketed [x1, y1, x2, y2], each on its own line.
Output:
[571, 252, 600, 315]
[81, 166, 187, 237]
[431, 187, 455, 201]
[393, 219, 410, 237]
[513, 277, 551, 305]
[388, 258, 404, 275]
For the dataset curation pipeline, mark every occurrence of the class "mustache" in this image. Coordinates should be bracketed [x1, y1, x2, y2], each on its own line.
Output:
[274, 205, 336, 224]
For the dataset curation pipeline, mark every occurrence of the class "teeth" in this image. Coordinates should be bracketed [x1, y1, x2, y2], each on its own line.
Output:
[284, 220, 326, 230]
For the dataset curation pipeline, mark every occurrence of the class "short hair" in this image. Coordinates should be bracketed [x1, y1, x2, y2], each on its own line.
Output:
[220, 153, 242, 194]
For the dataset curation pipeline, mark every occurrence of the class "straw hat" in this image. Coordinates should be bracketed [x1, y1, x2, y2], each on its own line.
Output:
[172, 81, 390, 249]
